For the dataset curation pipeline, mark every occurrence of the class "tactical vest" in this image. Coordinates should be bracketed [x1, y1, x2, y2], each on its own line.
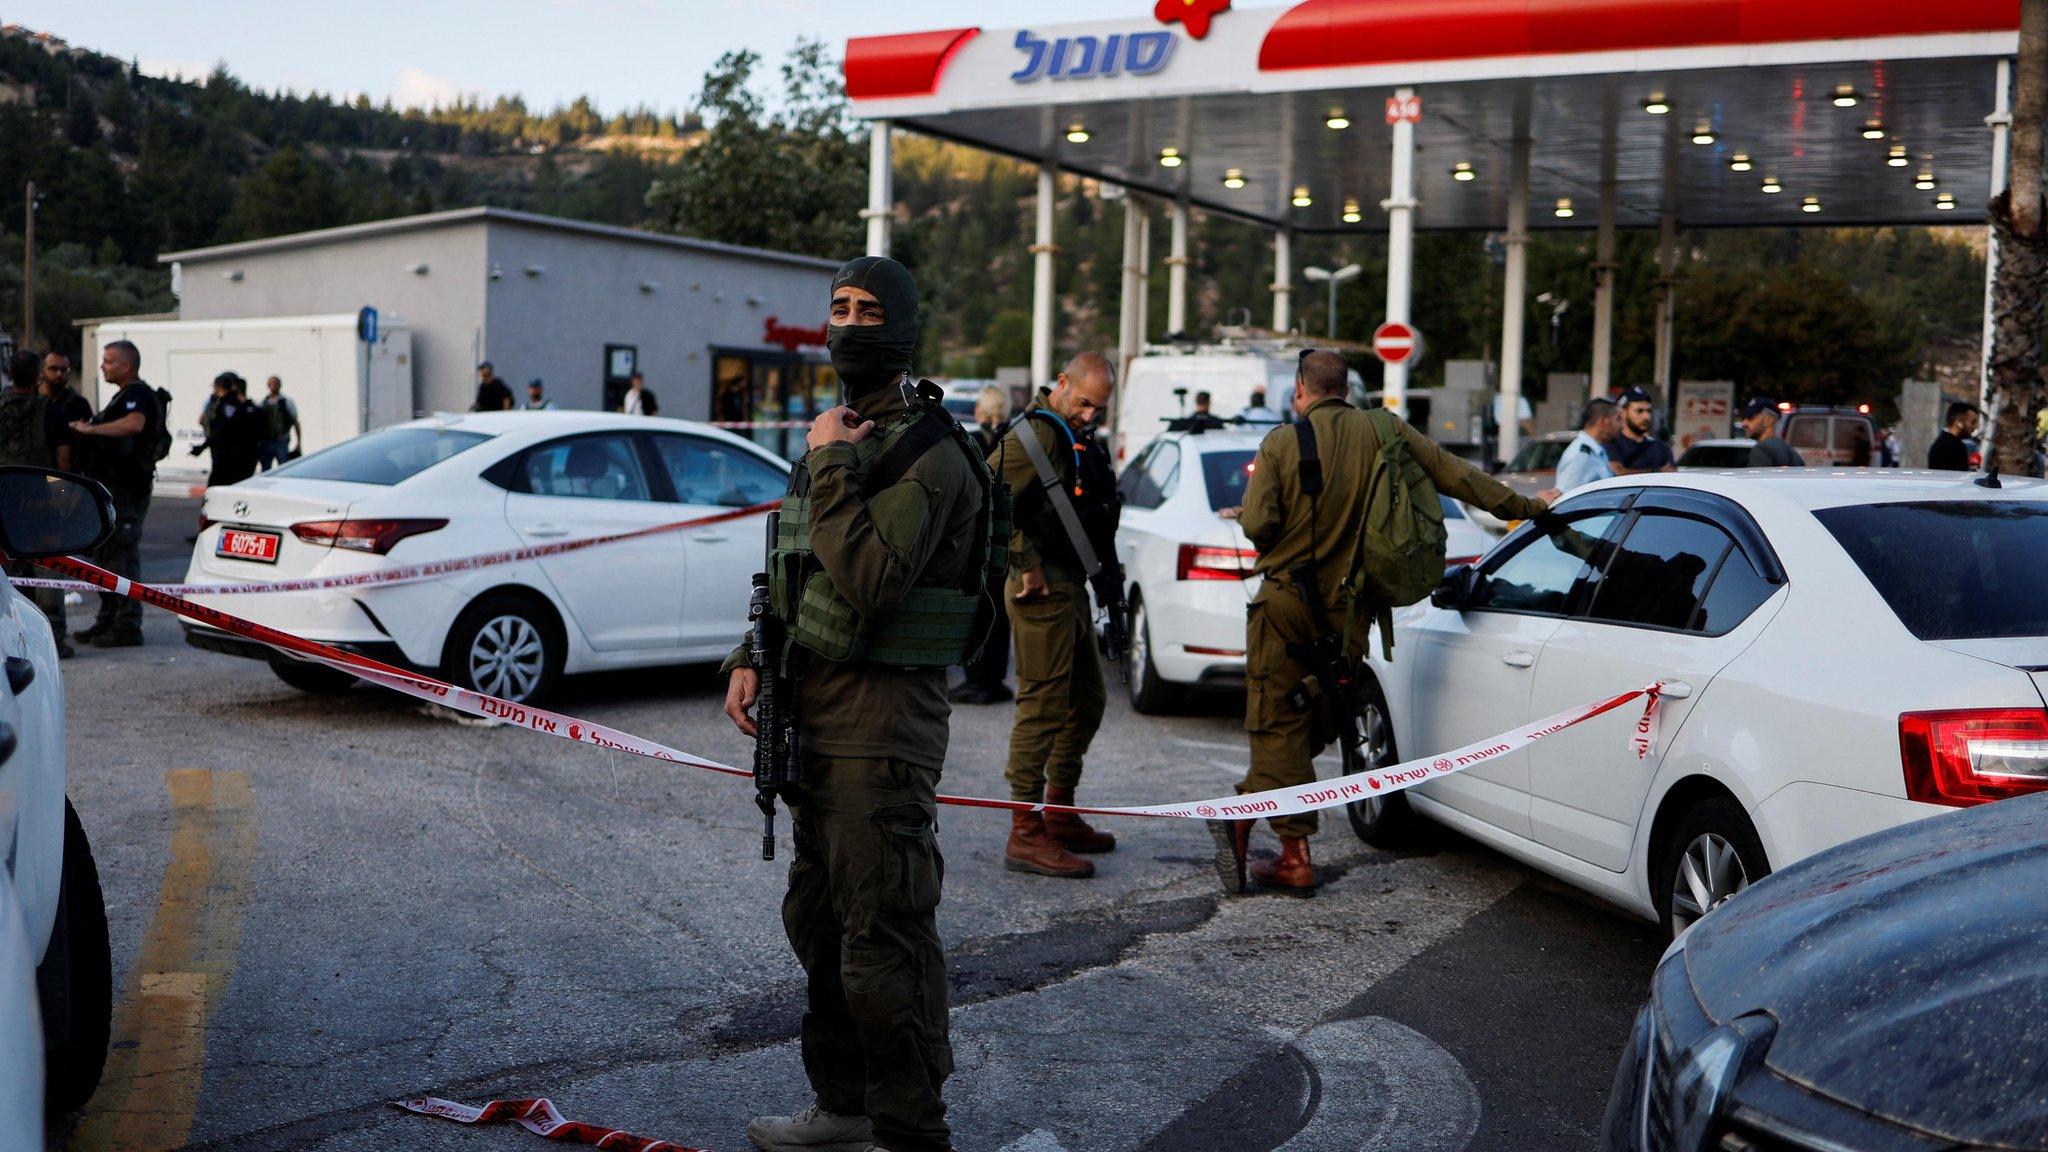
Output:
[770, 391, 1012, 669]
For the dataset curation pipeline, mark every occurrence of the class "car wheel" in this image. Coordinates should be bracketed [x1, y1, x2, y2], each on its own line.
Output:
[444, 593, 562, 706]
[38, 799, 111, 1117]
[1655, 796, 1770, 939]
[1344, 675, 1425, 848]
[1125, 595, 1182, 715]
[268, 657, 357, 694]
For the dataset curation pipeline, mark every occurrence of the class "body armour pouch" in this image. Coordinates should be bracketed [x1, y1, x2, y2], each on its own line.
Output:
[771, 390, 1009, 669]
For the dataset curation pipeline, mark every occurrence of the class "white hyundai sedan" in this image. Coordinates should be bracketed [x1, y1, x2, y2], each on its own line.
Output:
[1351, 469, 2048, 938]
[182, 412, 790, 705]
[1114, 426, 1495, 714]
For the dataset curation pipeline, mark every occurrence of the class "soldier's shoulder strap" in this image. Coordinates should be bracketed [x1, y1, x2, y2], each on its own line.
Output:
[1015, 409, 1104, 580]
[862, 410, 951, 497]
[1293, 417, 1324, 498]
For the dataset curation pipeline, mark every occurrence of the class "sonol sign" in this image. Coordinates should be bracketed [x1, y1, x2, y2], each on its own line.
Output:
[1011, 29, 1176, 83]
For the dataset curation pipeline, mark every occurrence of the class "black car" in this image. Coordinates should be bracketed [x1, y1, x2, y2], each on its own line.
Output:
[1602, 792, 2048, 1151]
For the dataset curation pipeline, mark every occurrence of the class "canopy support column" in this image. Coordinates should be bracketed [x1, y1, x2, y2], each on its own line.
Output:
[1591, 115, 1618, 401]
[1500, 129, 1531, 464]
[1382, 85, 1419, 418]
[1031, 164, 1058, 387]
[1138, 207, 1153, 349]
[1653, 112, 1681, 403]
[1118, 195, 1144, 384]
[1271, 227, 1293, 334]
[1982, 57, 2014, 420]
[1167, 196, 1189, 337]
[863, 121, 893, 258]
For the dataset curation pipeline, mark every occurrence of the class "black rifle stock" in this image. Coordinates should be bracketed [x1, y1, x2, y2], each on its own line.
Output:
[748, 512, 801, 861]
[1283, 563, 1366, 764]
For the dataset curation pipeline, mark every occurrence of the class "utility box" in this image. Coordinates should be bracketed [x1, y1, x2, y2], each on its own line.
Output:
[85, 313, 413, 488]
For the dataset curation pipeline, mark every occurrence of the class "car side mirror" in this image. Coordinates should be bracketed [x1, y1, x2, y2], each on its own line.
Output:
[1431, 564, 1474, 610]
[0, 467, 116, 558]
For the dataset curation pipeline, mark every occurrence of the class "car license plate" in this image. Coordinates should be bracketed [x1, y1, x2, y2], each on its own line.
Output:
[216, 528, 281, 564]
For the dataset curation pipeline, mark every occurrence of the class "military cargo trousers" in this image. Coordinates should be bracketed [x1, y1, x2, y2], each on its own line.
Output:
[1003, 576, 1106, 803]
[1240, 588, 1368, 840]
[784, 753, 953, 1152]
[88, 472, 151, 637]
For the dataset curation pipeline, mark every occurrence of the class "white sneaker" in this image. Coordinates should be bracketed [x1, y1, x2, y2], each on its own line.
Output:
[746, 1102, 874, 1152]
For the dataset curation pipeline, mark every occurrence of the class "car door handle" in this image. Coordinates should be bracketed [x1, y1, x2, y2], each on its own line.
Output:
[690, 531, 729, 544]
[1501, 651, 1535, 668]
[525, 525, 570, 539]
[4, 656, 32, 694]
[1659, 680, 1694, 699]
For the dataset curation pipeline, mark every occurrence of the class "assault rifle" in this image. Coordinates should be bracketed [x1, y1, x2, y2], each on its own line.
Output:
[1282, 562, 1367, 772]
[748, 512, 802, 861]
[1091, 562, 1132, 684]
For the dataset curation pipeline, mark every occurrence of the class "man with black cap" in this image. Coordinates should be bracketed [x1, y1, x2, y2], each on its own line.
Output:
[1738, 397, 1805, 467]
[1608, 387, 1675, 475]
[724, 255, 988, 1152]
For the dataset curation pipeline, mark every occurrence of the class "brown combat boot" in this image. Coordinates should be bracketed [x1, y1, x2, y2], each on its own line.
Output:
[1043, 785, 1116, 854]
[1207, 819, 1250, 895]
[1250, 835, 1318, 898]
[1004, 810, 1095, 878]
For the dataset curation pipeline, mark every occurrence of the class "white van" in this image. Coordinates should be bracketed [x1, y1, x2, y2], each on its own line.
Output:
[1113, 343, 1364, 467]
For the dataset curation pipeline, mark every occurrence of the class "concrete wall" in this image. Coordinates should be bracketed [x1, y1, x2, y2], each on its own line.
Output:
[172, 222, 488, 416]
[481, 222, 833, 417]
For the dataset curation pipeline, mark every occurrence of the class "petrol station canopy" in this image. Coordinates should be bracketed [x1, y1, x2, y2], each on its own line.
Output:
[844, 0, 2019, 232]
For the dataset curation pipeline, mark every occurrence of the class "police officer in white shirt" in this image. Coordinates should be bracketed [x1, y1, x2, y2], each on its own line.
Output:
[1555, 397, 1621, 492]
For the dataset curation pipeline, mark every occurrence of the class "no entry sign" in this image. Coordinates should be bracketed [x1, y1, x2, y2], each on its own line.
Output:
[1373, 322, 1420, 365]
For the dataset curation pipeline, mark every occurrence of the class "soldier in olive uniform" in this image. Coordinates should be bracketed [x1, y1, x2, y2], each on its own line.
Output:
[725, 257, 982, 1152]
[1213, 351, 1555, 897]
[990, 352, 1118, 879]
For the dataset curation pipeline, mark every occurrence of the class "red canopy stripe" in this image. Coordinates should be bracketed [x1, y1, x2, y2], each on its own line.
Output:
[1258, 0, 2018, 72]
[844, 28, 981, 100]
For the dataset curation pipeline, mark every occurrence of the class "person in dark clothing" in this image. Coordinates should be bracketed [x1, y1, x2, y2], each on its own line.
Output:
[38, 351, 90, 473]
[68, 339, 162, 648]
[1608, 386, 1676, 474]
[1738, 397, 1805, 468]
[2, 351, 70, 656]
[471, 362, 515, 412]
[1926, 402, 1980, 471]
[192, 373, 263, 487]
[950, 384, 1014, 705]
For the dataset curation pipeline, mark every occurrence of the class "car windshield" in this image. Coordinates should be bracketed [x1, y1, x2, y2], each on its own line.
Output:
[1816, 500, 2048, 640]
[1200, 450, 1256, 511]
[1510, 440, 1568, 472]
[269, 427, 493, 486]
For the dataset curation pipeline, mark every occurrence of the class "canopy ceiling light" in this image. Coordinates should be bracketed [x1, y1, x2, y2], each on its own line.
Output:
[1292, 186, 1313, 207]
[1451, 161, 1476, 182]
[1222, 168, 1247, 189]
[1831, 84, 1860, 108]
[1691, 121, 1716, 145]
[1887, 144, 1910, 167]
[1861, 119, 1887, 140]
[1325, 108, 1350, 130]
[1761, 176, 1784, 194]
[1555, 197, 1576, 218]
[1158, 147, 1184, 168]
[1643, 93, 1671, 115]
[1729, 153, 1753, 172]
[1935, 193, 1957, 210]
[1915, 171, 1938, 191]
[1802, 196, 1822, 213]
[1341, 198, 1363, 224]
[1065, 123, 1090, 144]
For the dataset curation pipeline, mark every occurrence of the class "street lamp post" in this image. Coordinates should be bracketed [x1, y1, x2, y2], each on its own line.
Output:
[1303, 263, 1364, 340]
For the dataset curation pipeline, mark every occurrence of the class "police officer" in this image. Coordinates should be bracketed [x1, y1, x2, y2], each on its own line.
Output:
[991, 351, 1118, 879]
[725, 256, 984, 1152]
[69, 339, 162, 649]
[1214, 351, 1555, 897]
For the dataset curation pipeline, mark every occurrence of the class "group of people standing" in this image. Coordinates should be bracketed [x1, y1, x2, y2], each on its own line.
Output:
[193, 372, 303, 490]
[468, 361, 663, 415]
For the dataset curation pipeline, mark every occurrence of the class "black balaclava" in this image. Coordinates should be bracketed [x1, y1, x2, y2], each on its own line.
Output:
[827, 256, 919, 403]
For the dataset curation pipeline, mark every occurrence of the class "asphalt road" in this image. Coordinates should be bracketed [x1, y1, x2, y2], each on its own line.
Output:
[44, 499, 1666, 1152]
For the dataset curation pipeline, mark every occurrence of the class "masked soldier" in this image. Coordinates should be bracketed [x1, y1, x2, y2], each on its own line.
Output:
[1212, 350, 1555, 897]
[726, 256, 998, 1152]
[990, 352, 1120, 878]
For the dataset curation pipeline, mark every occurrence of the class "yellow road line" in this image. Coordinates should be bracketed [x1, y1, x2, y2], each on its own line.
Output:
[71, 769, 257, 1152]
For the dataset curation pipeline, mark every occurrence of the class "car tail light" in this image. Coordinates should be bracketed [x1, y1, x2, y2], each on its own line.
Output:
[292, 518, 449, 555]
[1178, 543, 1258, 581]
[1899, 708, 2048, 806]
[1969, 449, 1984, 469]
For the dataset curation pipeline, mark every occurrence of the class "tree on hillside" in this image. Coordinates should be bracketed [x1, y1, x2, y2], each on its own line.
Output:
[644, 39, 863, 258]
[222, 145, 342, 241]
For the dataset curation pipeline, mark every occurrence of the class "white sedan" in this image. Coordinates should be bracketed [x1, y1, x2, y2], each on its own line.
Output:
[1351, 469, 2048, 938]
[1114, 427, 1496, 713]
[182, 412, 790, 705]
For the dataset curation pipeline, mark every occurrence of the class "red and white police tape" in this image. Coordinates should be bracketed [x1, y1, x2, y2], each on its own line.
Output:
[14, 501, 779, 597]
[38, 551, 1666, 821]
[393, 1096, 707, 1152]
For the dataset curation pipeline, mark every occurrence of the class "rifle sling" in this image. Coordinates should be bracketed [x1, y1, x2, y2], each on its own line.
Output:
[1016, 413, 1105, 580]
[863, 410, 952, 497]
